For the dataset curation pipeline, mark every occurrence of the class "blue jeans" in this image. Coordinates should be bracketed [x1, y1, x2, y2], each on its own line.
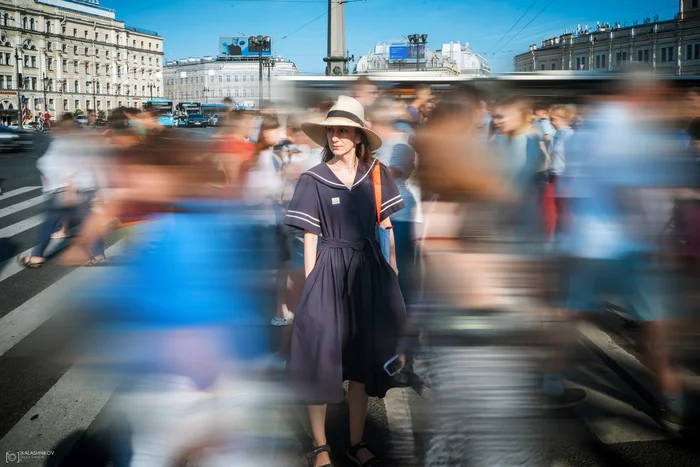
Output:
[32, 191, 105, 258]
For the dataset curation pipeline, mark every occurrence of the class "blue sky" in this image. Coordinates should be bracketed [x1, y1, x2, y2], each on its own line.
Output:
[104, 0, 679, 74]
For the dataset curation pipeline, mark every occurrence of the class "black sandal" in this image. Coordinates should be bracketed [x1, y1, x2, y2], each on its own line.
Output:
[307, 444, 335, 467]
[347, 441, 384, 467]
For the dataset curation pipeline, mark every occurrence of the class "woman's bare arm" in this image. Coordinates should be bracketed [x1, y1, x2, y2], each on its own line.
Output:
[304, 231, 318, 278]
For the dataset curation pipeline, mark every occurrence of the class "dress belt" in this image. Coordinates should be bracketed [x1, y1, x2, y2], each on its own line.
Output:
[320, 237, 384, 264]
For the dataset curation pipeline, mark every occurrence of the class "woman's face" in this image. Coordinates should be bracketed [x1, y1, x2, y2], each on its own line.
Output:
[497, 105, 528, 134]
[326, 126, 359, 158]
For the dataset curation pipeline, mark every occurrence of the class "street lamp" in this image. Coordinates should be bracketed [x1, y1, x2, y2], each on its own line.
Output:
[407, 34, 428, 71]
[261, 58, 275, 103]
[85, 76, 97, 120]
[249, 35, 271, 110]
[42, 74, 52, 113]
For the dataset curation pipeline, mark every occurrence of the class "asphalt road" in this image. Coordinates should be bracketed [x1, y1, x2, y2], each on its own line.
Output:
[2, 127, 700, 466]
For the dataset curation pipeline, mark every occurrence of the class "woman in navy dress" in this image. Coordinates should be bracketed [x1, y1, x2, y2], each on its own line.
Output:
[284, 96, 406, 467]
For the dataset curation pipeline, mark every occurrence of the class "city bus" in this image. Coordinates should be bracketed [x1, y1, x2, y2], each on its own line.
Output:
[201, 103, 229, 126]
[144, 98, 175, 127]
[175, 101, 202, 126]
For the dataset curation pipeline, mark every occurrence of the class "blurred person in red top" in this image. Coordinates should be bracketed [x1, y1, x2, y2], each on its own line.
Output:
[216, 110, 255, 189]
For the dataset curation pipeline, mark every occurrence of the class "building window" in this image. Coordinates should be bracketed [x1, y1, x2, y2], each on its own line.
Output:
[219, 75, 223, 83]
[242, 89, 247, 97]
[141, 41, 144, 48]
[47, 42, 52, 51]
[62, 25, 66, 35]
[96, 49, 100, 57]
[48, 58, 54, 71]
[95, 31, 98, 40]
[74, 46, 78, 55]
[63, 99, 68, 110]
[133, 40, 136, 47]
[85, 47, 89, 56]
[22, 17, 27, 29]
[74, 80, 79, 92]
[73, 61, 78, 73]
[661, 46, 675, 63]
[615, 51, 628, 64]
[96, 64, 100, 75]
[686, 44, 700, 61]
[234, 89, 238, 97]
[62, 44, 67, 54]
[134, 85, 137, 95]
[595, 54, 607, 69]
[31, 77, 37, 90]
[241, 75, 245, 82]
[73, 28, 77, 37]
[218, 89, 223, 98]
[3, 14, 8, 27]
[84, 30, 88, 39]
[48, 98, 54, 111]
[551, 61, 556, 70]
[46, 21, 51, 33]
[29, 18, 34, 30]
[637, 49, 650, 62]
[575, 56, 586, 70]
[85, 63, 90, 73]
[62, 59, 67, 72]
[106, 50, 110, 59]
[539, 63, 545, 70]
[74, 99, 79, 110]
[226, 75, 231, 82]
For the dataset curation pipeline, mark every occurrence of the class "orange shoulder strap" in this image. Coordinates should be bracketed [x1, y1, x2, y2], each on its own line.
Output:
[371, 160, 382, 226]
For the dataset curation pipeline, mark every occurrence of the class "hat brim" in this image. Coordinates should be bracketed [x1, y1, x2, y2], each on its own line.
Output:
[301, 117, 383, 152]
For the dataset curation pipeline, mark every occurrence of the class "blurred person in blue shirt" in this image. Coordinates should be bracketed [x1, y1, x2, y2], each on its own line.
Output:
[547, 76, 696, 426]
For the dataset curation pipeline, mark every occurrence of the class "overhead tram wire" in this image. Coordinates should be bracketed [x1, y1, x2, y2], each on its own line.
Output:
[495, 0, 556, 54]
[279, 0, 366, 40]
[488, 0, 539, 54]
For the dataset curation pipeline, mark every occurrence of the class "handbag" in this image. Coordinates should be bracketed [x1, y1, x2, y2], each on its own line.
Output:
[371, 161, 392, 264]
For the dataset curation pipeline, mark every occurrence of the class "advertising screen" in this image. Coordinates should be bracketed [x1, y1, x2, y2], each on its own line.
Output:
[389, 45, 408, 60]
[219, 37, 272, 57]
[389, 43, 425, 61]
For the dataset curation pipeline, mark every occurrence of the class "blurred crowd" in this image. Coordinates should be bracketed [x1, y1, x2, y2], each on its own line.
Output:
[25, 70, 700, 466]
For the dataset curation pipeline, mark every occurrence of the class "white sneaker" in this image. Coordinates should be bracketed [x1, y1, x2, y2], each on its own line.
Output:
[270, 313, 294, 327]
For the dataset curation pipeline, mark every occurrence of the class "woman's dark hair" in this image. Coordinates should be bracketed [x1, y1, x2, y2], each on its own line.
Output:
[413, 94, 510, 202]
[321, 127, 372, 164]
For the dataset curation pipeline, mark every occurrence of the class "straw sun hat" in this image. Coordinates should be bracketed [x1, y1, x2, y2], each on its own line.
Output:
[301, 95, 383, 152]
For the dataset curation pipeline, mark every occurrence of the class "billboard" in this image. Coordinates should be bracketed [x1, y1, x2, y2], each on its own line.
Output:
[219, 37, 272, 57]
[389, 43, 426, 61]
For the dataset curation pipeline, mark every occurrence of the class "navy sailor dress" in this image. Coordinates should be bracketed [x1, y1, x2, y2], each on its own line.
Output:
[284, 158, 407, 404]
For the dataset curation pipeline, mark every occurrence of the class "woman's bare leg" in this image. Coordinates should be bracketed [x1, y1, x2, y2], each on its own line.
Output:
[307, 404, 330, 466]
[347, 381, 375, 464]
